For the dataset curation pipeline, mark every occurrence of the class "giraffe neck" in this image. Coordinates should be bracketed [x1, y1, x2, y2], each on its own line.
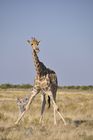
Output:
[32, 50, 41, 77]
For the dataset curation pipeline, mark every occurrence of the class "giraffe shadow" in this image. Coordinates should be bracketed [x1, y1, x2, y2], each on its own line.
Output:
[72, 120, 87, 127]
[65, 118, 93, 127]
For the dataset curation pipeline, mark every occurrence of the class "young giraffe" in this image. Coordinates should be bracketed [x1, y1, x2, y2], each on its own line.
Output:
[15, 37, 66, 125]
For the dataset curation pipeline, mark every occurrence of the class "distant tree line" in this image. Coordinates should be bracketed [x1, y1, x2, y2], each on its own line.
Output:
[59, 85, 93, 90]
[0, 83, 93, 90]
[0, 83, 32, 89]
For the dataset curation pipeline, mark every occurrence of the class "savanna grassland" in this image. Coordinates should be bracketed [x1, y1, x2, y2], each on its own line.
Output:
[0, 87, 93, 140]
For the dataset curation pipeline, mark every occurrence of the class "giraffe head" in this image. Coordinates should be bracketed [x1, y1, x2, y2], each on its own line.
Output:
[27, 37, 40, 53]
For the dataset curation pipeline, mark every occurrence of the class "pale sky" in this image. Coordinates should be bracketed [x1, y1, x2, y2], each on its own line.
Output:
[0, 0, 93, 86]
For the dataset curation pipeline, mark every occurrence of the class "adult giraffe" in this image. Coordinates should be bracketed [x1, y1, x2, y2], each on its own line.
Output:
[15, 37, 66, 125]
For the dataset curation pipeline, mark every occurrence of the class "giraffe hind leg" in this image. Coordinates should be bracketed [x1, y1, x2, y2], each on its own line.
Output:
[39, 93, 46, 124]
[47, 95, 51, 108]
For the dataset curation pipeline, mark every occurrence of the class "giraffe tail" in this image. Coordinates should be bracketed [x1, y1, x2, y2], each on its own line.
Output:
[47, 95, 51, 108]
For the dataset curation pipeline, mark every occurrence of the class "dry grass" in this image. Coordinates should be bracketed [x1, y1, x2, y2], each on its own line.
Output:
[0, 89, 93, 140]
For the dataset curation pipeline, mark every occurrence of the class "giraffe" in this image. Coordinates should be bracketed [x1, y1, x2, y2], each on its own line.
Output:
[15, 37, 66, 125]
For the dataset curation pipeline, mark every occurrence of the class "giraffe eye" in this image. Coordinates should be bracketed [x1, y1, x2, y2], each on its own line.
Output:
[31, 43, 33, 46]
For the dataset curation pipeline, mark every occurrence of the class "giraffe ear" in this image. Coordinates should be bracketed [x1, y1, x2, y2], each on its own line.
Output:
[27, 40, 30, 44]
[38, 41, 40, 44]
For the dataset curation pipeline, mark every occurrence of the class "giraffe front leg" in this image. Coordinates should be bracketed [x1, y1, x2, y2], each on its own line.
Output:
[15, 88, 39, 125]
[48, 91, 66, 125]
[39, 93, 46, 124]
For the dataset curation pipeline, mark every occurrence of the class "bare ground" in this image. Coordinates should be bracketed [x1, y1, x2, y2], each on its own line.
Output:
[0, 89, 93, 140]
